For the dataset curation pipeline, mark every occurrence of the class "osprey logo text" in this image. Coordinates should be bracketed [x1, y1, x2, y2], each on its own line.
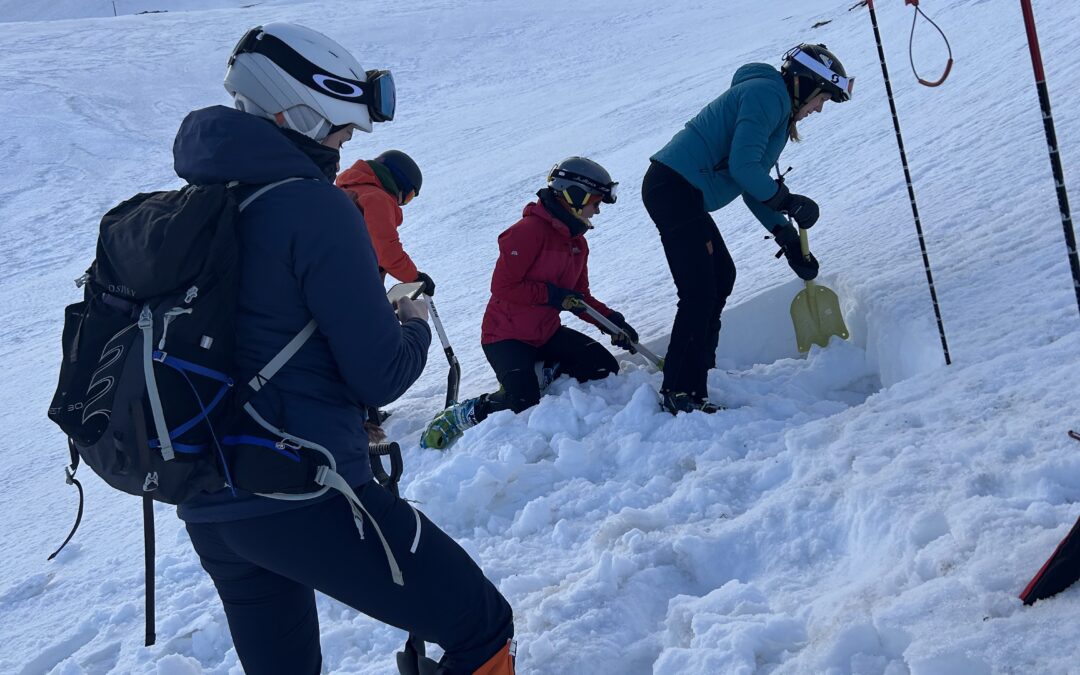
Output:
[107, 283, 136, 298]
[143, 472, 159, 492]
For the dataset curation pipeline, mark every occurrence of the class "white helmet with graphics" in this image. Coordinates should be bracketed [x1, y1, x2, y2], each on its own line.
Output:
[224, 23, 396, 140]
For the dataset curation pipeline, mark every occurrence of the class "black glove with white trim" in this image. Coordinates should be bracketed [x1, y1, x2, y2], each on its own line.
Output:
[772, 224, 819, 281]
[763, 181, 819, 229]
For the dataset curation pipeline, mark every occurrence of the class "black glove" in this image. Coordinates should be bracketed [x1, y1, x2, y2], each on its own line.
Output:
[772, 225, 820, 281]
[415, 271, 436, 296]
[604, 312, 639, 353]
[546, 283, 585, 311]
[763, 181, 819, 229]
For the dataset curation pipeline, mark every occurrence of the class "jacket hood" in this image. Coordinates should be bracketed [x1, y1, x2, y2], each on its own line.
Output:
[173, 105, 328, 186]
[337, 159, 399, 197]
[730, 62, 784, 88]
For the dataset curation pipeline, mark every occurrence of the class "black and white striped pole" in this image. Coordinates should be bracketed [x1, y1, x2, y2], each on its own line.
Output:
[865, 0, 952, 365]
[1019, 0, 1080, 317]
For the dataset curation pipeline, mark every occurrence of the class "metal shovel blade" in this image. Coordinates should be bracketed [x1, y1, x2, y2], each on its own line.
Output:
[790, 280, 849, 352]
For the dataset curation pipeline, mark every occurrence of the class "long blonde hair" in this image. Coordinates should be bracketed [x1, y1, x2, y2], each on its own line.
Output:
[788, 119, 800, 142]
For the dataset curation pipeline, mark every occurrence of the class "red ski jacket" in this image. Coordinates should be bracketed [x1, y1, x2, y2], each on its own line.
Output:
[335, 161, 418, 283]
[481, 199, 614, 347]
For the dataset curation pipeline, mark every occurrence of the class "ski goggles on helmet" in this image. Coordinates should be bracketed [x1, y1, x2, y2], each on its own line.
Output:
[230, 27, 396, 122]
[788, 47, 854, 102]
[399, 188, 417, 206]
[547, 166, 619, 204]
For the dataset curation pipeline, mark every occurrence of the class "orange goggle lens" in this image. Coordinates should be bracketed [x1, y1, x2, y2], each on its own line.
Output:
[400, 189, 416, 206]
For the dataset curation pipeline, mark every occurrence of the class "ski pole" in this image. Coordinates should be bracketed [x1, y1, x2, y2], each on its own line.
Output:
[426, 297, 461, 407]
[865, 0, 952, 365]
[1019, 0, 1079, 317]
[573, 301, 664, 369]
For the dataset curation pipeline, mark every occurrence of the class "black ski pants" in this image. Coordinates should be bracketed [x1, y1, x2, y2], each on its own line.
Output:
[642, 160, 736, 399]
[477, 326, 618, 420]
[185, 482, 513, 675]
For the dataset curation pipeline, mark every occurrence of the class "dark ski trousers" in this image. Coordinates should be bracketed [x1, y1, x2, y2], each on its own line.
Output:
[642, 160, 736, 400]
[185, 481, 513, 675]
[477, 326, 618, 419]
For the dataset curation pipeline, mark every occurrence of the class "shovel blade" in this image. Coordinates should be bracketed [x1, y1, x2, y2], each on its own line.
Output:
[790, 283, 849, 352]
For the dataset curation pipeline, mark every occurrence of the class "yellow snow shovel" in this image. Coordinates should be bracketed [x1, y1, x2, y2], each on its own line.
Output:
[790, 227, 849, 352]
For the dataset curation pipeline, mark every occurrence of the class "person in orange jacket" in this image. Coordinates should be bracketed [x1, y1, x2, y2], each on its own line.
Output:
[336, 149, 435, 295]
[337, 150, 430, 442]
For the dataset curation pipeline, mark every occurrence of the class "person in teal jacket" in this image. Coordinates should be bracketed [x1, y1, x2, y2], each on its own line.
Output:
[644, 44, 853, 414]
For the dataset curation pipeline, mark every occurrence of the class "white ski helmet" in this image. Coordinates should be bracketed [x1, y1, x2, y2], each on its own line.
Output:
[224, 23, 396, 140]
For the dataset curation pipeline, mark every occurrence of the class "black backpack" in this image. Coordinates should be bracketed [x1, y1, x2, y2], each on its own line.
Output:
[46, 178, 321, 505]
[46, 177, 409, 646]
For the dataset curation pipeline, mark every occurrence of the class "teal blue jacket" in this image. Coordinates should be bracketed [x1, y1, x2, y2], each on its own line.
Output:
[652, 63, 790, 231]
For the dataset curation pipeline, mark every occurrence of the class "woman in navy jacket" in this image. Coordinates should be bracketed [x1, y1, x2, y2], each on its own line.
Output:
[175, 23, 515, 675]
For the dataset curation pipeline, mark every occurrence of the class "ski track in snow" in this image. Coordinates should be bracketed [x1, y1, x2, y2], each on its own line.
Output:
[2, 0, 1079, 673]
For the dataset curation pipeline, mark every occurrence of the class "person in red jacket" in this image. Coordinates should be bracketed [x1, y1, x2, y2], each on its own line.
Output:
[336, 149, 435, 294]
[422, 157, 639, 449]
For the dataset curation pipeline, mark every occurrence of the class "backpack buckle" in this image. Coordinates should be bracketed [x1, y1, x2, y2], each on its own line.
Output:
[276, 438, 302, 451]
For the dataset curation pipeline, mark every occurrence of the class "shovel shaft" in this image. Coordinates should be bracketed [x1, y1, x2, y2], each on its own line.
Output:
[427, 297, 461, 407]
[799, 227, 811, 258]
[576, 303, 663, 368]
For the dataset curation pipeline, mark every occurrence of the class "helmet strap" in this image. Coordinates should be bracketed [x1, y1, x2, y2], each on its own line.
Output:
[561, 186, 594, 211]
[274, 108, 330, 140]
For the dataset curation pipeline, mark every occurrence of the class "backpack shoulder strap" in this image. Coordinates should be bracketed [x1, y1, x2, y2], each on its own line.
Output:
[235, 177, 307, 212]
[246, 320, 317, 393]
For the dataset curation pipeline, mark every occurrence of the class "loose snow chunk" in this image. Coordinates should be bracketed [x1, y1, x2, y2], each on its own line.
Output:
[655, 581, 807, 674]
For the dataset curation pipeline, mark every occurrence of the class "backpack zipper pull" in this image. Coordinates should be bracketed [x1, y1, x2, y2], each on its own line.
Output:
[184, 286, 199, 304]
[75, 273, 90, 288]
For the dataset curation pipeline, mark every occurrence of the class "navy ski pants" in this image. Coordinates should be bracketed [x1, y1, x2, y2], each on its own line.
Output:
[642, 160, 736, 399]
[185, 481, 513, 674]
[478, 326, 618, 419]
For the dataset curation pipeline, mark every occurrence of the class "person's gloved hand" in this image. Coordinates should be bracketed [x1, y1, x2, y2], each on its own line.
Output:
[394, 296, 430, 323]
[763, 181, 819, 229]
[772, 225, 820, 281]
[603, 312, 639, 353]
[546, 283, 585, 311]
[414, 271, 436, 296]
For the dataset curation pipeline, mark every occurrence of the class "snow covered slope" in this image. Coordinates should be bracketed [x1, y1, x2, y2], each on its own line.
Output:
[1, 0, 1078, 673]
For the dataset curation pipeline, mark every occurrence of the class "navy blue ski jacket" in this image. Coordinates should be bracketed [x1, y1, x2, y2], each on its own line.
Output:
[174, 106, 431, 522]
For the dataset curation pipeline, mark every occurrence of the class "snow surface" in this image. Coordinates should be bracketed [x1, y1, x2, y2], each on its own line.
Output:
[1, 0, 1078, 673]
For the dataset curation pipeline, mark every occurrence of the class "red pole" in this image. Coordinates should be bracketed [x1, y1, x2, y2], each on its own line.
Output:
[1019, 0, 1080, 316]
